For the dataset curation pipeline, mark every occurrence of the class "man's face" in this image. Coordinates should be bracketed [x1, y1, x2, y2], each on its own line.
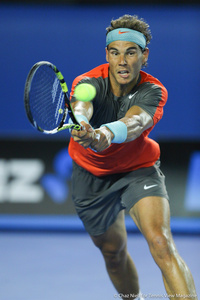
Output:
[106, 41, 149, 93]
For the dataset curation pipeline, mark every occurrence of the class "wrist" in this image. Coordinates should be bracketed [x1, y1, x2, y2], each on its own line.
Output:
[100, 120, 127, 143]
[99, 126, 114, 144]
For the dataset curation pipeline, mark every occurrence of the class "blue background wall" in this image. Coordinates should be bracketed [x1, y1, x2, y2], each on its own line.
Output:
[0, 4, 200, 140]
[0, 4, 200, 231]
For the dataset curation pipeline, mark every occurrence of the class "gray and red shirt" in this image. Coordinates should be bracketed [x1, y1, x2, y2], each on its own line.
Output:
[69, 63, 168, 176]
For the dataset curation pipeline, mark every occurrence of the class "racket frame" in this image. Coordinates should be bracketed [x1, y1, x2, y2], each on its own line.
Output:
[24, 61, 81, 134]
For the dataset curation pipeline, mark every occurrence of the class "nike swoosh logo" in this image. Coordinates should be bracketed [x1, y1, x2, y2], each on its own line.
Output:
[129, 91, 138, 99]
[144, 184, 158, 190]
[118, 30, 130, 34]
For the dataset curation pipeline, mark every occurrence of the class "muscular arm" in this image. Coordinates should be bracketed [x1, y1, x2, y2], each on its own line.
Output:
[90, 105, 153, 151]
[70, 100, 153, 152]
[119, 105, 153, 143]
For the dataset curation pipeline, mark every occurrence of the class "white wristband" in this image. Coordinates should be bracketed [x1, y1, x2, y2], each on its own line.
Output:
[101, 120, 127, 143]
[75, 114, 88, 124]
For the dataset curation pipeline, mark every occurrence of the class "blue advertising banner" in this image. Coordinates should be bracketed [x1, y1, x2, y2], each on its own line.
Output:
[0, 139, 200, 232]
[0, 4, 200, 140]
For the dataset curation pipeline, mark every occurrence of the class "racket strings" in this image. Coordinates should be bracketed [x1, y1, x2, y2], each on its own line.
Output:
[29, 65, 66, 131]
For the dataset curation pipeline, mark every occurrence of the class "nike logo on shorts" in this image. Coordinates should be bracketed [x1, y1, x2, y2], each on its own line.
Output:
[144, 184, 158, 190]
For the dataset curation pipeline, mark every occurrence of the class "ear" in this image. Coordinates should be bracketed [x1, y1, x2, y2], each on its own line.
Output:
[105, 47, 109, 62]
[142, 48, 149, 65]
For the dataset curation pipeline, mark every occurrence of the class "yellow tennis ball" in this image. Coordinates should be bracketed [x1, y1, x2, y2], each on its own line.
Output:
[58, 108, 63, 114]
[74, 83, 96, 102]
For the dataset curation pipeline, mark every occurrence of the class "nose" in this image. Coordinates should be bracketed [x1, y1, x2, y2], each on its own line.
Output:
[119, 54, 127, 65]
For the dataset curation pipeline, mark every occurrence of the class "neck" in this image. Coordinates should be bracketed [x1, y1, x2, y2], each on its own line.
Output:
[109, 74, 140, 97]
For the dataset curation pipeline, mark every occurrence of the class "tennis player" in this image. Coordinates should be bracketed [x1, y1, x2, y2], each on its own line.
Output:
[69, 15, 197, 299]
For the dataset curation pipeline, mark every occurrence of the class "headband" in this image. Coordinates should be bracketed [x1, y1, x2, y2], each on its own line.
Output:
[106, 28, 146, 49]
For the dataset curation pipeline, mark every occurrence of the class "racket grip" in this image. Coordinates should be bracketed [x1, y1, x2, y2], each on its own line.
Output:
[68, 118, 82, 131]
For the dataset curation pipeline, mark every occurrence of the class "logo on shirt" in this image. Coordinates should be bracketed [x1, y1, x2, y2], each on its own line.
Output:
[129, 91, 138, 99]
[144, 184, 158, 190]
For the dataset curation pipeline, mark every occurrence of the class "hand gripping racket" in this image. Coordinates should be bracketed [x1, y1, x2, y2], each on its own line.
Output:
[24, 61, 81, 134]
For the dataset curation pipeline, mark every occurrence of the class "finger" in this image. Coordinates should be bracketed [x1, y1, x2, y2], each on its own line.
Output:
[71, 128, 87, 137]
[73, 131, 96, 147]
[90, 133, 103, 152]
[95, 133, 101, 142]
[81, 121, 94, 133]
[80, 141, 92, 149]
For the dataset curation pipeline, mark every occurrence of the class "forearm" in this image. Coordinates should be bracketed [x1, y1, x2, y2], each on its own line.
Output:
[101, 108, 153, 144]
[70, 100, 97, 150]
[120, 113, 152, 142]
[71, 100, 93, 122]
[100, 116, 142, 144]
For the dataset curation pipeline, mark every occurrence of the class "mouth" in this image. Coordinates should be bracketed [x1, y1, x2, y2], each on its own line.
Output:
[118, 70, 130, 79]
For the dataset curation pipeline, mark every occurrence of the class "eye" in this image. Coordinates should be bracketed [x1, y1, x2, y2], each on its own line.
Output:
[110, 50, 119, 56]
[127, 50, 136, 56]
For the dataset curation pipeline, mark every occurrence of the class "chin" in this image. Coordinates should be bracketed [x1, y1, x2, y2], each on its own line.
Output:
[118, 79, 131, 86]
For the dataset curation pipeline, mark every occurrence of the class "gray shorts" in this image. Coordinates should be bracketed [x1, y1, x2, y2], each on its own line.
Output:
[71, 161, 169, 236]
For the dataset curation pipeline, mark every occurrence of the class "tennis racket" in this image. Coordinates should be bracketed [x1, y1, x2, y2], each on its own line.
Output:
[24, 61, 81, 134]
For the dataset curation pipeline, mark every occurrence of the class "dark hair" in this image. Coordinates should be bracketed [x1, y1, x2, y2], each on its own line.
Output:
[106, 14, 152, 47]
